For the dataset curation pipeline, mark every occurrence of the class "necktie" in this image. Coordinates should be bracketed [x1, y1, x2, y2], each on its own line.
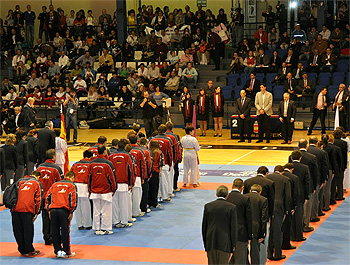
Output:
[304, 79, 307, 87]
[335, 92, 341, 103]
[313, 55, 317, 65]
[289, 79, 292, 90]
[283, 68, 286, 74]
[250, 80, 253, 89]
[241, 98, 244, 107]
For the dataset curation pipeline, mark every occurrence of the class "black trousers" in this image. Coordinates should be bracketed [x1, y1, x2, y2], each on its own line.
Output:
[282, 212, 293, 248]
[268, 213, 284, 258]
[308, 109, 326, 134]
[238, 117, 251, 140]
[250, 238, 261, 265]
[42, 209, 52, 243]
[331, 171, 344, 201]
[12, 212, 35, 255]
[140, 180, 149, 212]
[174, 162, 179, 190]
[281, 119, 294, 141]
[291, 202, 304, 241]
[51, 208, 71, 255]
[148, 172, 160, 207]
[143, 118, 154, 139]
[339, 110, 347, 129]
[257, 114, 271, 141]
[211, 47, 220, 70]
[207, 249, 231, 265]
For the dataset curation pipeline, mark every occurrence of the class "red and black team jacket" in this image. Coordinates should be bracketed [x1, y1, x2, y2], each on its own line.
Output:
[130, 144, 147, 180]
[165, 130, 179, 164]
[88, 143, 111, 159]
[109, 148, 135, 186]
[153, 151, 164, 173]
[46, 179, 77, 213]
[88, 155, 117, 194]
[175, 134, 183, 163]
[71, 158, 91, 184]
[13, 176, 43, 215]
[140, 146, 153, 179]
[150, 134, 173, 167]
[37, 159, 64, 195]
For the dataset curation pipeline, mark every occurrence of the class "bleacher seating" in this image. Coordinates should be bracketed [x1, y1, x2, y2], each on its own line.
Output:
[222, 86, 233, 100]
[227, 74, 239, 87]
[318, 72, 332, 86]
[273, 85, 284, 100]
[327, 85, 339, 99]
[255, 73, 265, 84]
[338, 60, 349, 73]
[307, 72, 318, 85]
[239, 73, 250, 86]
[332, 72, 345, 86]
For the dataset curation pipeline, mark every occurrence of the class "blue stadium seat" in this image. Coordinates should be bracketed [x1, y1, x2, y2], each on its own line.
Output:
[277, 49, 288, 58]
[265, 49, 274, 58]
[266, 73, 277, 84]
[234, 86, 243, 99]
[333, 72, 345, 86]
[222, 86, 233, 100]
[328, 85, 338, 99]
[338, 60, 349, 73]
[347, 73, 350, 85]
[226, 73, 239, 87]
[319, 72, 332, 86]
[307, 72, 318, 85]
[273, 86, 284, 100]
[239, 73, 250, 86]
[315, 85, 322, 93]
[300, 60, 308, 69]
[255, 73, 265, 83]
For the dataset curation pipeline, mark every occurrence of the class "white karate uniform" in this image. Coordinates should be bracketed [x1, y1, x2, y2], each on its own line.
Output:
[113, 183, 130, 225]
[181, 134, 200, 185]
[74, 183, 91, 228]
[55, 137, 67, 173]
[90, 192, 113, 231]
[132, 177, 142, 217]
[168, 165, 174, 196]
[159, 165, 170, 199]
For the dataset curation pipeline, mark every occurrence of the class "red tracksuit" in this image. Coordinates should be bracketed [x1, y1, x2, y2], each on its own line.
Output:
[46, 179, 77, 255]
[88, 144, 110, 159]
[130, 144, 147, 180]
[149, 134, 173, 167]
[165, 130, 179, 164]
[71, 158, 91, 184]
[109, 149, 135, 186]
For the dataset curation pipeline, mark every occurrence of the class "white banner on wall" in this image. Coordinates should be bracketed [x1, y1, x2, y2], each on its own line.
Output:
[144, 25, 191, 37]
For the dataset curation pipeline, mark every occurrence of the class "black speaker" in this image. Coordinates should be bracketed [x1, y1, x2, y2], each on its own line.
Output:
[87, 117, 125, 129]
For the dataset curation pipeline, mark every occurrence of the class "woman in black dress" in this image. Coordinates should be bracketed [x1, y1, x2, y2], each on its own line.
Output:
[182, 92, 194, 127]
[212, 86, 225, 137]
[196, 88, 210, 136]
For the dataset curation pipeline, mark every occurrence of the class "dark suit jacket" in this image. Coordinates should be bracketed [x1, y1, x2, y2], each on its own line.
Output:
[291, 161, 310, 203]
[311, 92, 331, 112]
[0, 148, 5, 175]
[297, 79, 316, 95]
[202, 198, 238, 253]
[227, 190, 252, 242]
[243, 175, 275, 218]
[321, 53, 337, 66]
[307, 145, 329, 185]
[282, 54, 298, 69]
[243, 79, 260, 97]
[283, 169, 300, 211]
[237, 97, 252, 120]
[278, 100, 296, 120]
[26, 135, 39, 163]
[16, 112, 25, 129]
[277, 67, 291, 79]
[22, 104, 36, 127]
[2, 145, 17, 170]
[333, 91, 349, 114]
[283, 79, 297, 94]
[323, 143, 342, 174]
[245, 192, 268, 239]
[308, 54, 322, 66]
[196, 95, 210, 114]
[291, 67, 304, 79]
[37, 127, 56, 163]
[266, 172, 291, 215]
[300, 150, 318, 193]
[269, 56, 282, 68]
[333, 138, 348, 171]
[15, 139, 28, 167]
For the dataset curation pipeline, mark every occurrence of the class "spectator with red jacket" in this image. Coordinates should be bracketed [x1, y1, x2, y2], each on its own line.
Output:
[254, 26, 268, 48]
[88, 136, 111, 158]
[11, 171, 43, 257]
[88, 145, 116, 235]
[71, 150, 93, 230]
[46, 170, 77, 258]
[139, 137, 153, 215]
[109, 138, 135, 228]
[128, 134, 147, 218]
[37, 149, 63, 245]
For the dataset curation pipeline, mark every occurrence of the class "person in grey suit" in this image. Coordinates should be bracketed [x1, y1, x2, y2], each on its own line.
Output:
[202, 185, 238, 265]
[237, 90, 252, 143]
[278, 93, 296, 144]
[255, 84, 273, 143]
[22, 98, 36, 134]
[245, 184, 268, 265]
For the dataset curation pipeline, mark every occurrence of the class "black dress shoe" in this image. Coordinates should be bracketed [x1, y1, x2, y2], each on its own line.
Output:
[248, 140, 251, 143]
[307, 132, 312, 135]
[330, 200, 337, 205]
[256, 140, 263, 143]
[303, 226, 314, 232]
[238, 140, 245, 142]
[336, 197, 345, 201]
[214, 134, 218, 137]
[310, 217, 320, 222]
[323, 207, 331, 211]
[318, 212, 325, 216]
[282, 245, 296, 250]
[266, 140, 270, 143]
[274, 255, 286, 260]
[293, 237, 306, 242]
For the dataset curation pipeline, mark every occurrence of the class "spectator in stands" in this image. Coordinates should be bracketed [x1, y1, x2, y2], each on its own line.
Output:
[279, 31, 290, 50]
[27, 72, 40, 92]
[118, 85, 133, 116]
[142, 39, 154, 61]
[76, 51, 94, 68]
[262, 5, 276, 31]
[98, 48, 114, 74]
[14, 61, 27, 85]
[127, 71, 140, 95]
[38, 6, 48, 42]
[5, 87, 18, 105]
[290, 38, 302, 54]
[160, 30, 170, 45]
[306, 49, 322, 73]
[296, 72, 316, 107]
[269, 50, 281, 73]
[47, 60, 60, 80]
[291, 23, 307, 43]
[39, 73, 50, 91]
[272, 62, 290, 85]
[299, 40, 312, 60]
[14, 86, 27, 107]
[283, 73, 297, 100]
[243, 50, 256, 74]
[170, 28, 182, 50]
[23, 4, 36, 48]
[175, 9, 185, 28]
[122, 41, 134, 62]
[207, 30, 222, 70]
[9, 49, 25, 81]
[58, 51, 69, 72]
[47, 10, 59, 41]
[330, 26, 344, 49]
[268, 27, 279, 50]
[237, 38, 251, 58]
[43, 86, 55, 109]
[166, 51, 180, 67]
[180, 49, 194, 67]
[56, 86, 66, 104]
[308, 26, 318, 43]
[108, 72, 121, 99]
[164, 70, 180, 97]
[282, 49, 298, 69]
[244, 73, 260, 99]
[181, 62, 198, 88]
[150, 84, 169, 125]
[227, 52, 244, 75]
[73, 75, 87, 97]
[148, 62, 160, 83]
[98, 9, 111, 27]
[158, 62, 171, 87]
[153, 37, 168, 62]
[86, 85, 98, 119]
[320, 48, 337, 73]
[254, 26, 268, 48]
[1, 77, 14, 94]
[320, 24, 331, 41]
[292, 62, 304, 80]
[109, 39, 122, 62]
[312, 34, 327, 54]
[255, 48, 270, 73]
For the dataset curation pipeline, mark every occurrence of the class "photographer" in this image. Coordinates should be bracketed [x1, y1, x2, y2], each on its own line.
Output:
[63, 90, 78, 143]
[140, 90, 157, 138]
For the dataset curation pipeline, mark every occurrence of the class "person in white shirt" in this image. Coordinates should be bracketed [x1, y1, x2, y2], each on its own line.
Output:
[58, 50, 69, 71]
[73, 75, 87, 93]
[148, 62, 160, 82]
[137, 63, 149, 79]
[164, 70, 180, 97]
[54, 128, 67, 172]
[126, 30, 138, 48]
[5, 87, 18, 106]
[9, 49, 25, 80]
[320, 25, 331, 41]
[160, 29, 170, 45]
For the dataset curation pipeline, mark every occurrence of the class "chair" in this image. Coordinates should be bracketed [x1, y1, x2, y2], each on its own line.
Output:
[300, 60, 308, 69]
[115, 62, 122, 68]
[234, 86, 243, 99]
[265, 49, 274, 58]
[128, 62, 137, 70]
[222, 86, 233, 100]
[273, 85, 284, 100]
[347, 73, 350, 86]
[327, 85, 338, 99]
[277, 49, 288, 58]
[226, 73, 239, 87]
[332, 72, 345, 86]
[266, 73, 277, 85]
[307, 72, 318, 85]
[239, 73, 250, 86]
[318, 72, 332, 86]
[255, 73, 265, 83]
[337, 60, 349, 73]
[315, 85, 322, 93]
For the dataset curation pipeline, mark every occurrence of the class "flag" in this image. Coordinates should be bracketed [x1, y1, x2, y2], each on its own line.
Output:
[60, 106, 70, 175]
[334, 106, 340, 129]
[192, 105, 197, 137]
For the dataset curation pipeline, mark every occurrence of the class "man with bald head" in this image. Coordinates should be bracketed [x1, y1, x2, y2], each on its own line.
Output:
[278, 93, 296, 144]
[22, 97, 36, 133]
[237, 90, 252, 143]
[333, 84, 349, 129]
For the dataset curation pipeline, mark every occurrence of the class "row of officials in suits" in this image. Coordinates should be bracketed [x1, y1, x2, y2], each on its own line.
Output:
[202, 133, 348, 265]
[237, 83, 349, 144]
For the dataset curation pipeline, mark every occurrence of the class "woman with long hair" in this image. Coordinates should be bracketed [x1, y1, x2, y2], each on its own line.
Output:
[182, 92, 194, 127]
[148, 140, 164, 208]
[14, 130, 27, 181]
[197, 88, 209, 136]
[212, 86, 225, 137]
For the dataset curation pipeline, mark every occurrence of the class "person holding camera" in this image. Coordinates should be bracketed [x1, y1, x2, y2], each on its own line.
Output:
[63, 90, 78, 143]
[140, 90, 157, 138]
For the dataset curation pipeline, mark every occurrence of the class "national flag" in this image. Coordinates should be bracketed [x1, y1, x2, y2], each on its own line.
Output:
[60, 106, 70, 175]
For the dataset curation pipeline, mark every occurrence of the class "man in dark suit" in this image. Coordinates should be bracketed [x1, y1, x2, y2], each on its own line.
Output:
[283, 73, 298, 101]
[14, 107, 25, 131]
[296, 72, 316, 107]
[278, 93, 296, 144]
[202, 185, 238, 265]
[22, 98, 36, 134]
[266, 166, 291, 261]
[333, 84, 349, 129]
[290, 151, 310, 242]
[291, 62, 304, 80]
[245, 184, 268, 265]
[282, 163, 300, 250]
[269, 50, 281, 73]
[237, 90, 252, 143]
[308, 136, 329, 220]
[307, 87, 330, 135]
[243, 73, 260, 99]
[273, 62, 291, 85]
[306, 49, 322, 73]
[282, 49, 298, 69]
[320, 47, 338, 73]
[37, 121, 56, 164]
[226, 179, 252, 264]
[333, 129, 348, 201]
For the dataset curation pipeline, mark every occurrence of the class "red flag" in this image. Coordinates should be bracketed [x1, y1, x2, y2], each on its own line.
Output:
[60, 107, 70, 175]
[192, 105, 197, 137]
